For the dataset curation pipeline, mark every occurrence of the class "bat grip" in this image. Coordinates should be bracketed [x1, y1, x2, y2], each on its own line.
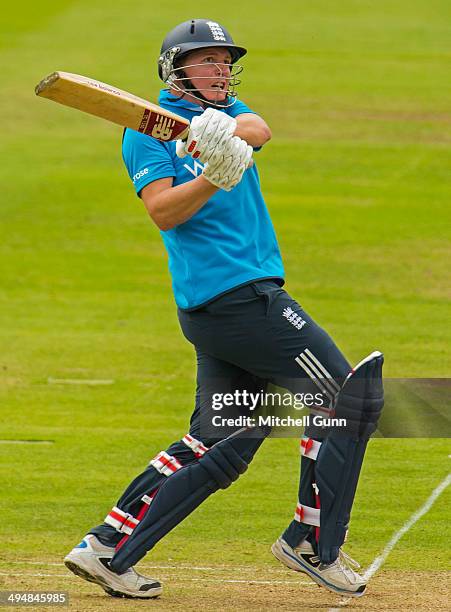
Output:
[175, 139, 187, 159]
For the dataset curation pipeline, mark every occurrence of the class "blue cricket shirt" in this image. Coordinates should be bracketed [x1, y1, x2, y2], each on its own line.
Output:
[122, 90, 284, 310]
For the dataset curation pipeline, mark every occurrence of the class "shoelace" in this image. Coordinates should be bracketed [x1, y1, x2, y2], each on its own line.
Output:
[336, 550, 362, 583]
[338, 549, 361, 570]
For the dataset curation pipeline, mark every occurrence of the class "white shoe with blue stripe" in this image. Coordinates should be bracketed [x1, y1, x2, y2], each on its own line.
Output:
[271, 537, 367, 597]
[64, 534, 162, 599]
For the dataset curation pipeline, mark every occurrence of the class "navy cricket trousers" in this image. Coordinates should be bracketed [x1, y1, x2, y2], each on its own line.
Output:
[90, 280, 350, 547]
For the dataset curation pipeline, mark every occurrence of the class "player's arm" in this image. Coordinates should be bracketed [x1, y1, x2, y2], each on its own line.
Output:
[141, 176, 218, 231]
[234, 113, 272, 148]
[177, 108, 271, 163]
[142, 135, 253, 231]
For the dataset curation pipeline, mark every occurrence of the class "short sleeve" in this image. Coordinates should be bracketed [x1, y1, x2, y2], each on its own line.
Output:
[226, 98, 257, 119]
[122, 128, 176, 196]
[226, 99, 263, 151]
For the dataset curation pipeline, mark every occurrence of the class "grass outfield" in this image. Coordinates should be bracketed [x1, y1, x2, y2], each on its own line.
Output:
[0, 0, 450, 609]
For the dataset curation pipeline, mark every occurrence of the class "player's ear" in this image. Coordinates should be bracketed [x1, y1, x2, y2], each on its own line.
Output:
[172, 58, 186, 83]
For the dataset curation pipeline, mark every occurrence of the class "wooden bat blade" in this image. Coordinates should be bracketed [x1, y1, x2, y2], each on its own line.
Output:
[35, 71, 190, 142]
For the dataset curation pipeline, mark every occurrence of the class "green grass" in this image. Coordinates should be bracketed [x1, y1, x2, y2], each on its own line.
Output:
[0, 0, 450, 584]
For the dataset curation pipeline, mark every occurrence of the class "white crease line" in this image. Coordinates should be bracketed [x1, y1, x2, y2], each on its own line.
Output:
[363, 472, 451, 580]
[47, 378, 115, 385]
[329, 472, 451, 611]
[4, 561, 289, 574]
[184, 578, 313, 585]
[9, 472, 450, 603]
[0, 571, 312, 586]
[5, 562, 63, 567]
[0, 572, 72, 578]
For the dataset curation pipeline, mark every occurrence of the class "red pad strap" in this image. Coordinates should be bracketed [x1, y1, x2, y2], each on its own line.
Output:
[313, 483, 321, 542]
[114, 492, 157, 551]
[294, 502, 321, 527]
[150, 451, 183, 476]
[182, 434, 209, 458]
[300, 437, 321, 461]
[104, 506, 139, 535]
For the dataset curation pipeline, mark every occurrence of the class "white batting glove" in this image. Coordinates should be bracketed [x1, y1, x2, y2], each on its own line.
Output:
[202, 135, 253, 191]
[176, 107, 237, 164]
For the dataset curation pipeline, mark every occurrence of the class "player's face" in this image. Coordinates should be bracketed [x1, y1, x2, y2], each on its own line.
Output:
[181, 48, 233, 103]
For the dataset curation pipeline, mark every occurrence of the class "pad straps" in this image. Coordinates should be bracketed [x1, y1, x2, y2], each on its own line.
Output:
[182, 434, 209, 457]
[150, 451, 183, 476]
[300, 436, 322, 460]
[106, 435, 209, 539]
[294, 502, 321, 527]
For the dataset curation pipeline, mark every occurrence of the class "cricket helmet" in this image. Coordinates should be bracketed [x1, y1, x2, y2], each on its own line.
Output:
[158, 19, 247, 83]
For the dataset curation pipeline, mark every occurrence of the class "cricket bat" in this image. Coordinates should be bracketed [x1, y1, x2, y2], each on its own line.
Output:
[35, 71, 190, 142]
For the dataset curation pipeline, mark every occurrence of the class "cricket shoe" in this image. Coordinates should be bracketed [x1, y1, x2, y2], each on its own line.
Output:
[271, 537, 366, 597]
[64, 534, 162, 599]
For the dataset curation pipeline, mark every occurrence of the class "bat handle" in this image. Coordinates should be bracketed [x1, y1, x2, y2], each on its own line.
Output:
[175, 139, 187, 159]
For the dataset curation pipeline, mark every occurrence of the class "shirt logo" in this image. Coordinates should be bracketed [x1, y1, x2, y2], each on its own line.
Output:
[133, 168, 149, 183]
[183, 159, 204, 177]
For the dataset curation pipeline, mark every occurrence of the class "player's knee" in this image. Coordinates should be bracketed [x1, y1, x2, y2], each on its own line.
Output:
[199, 429, 267, 489]
[334, 351, 384, 437]
[200, 442, 249, 488]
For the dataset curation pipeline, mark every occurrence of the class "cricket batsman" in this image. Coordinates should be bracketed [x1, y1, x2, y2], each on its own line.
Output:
[64, 19, 384, 600]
